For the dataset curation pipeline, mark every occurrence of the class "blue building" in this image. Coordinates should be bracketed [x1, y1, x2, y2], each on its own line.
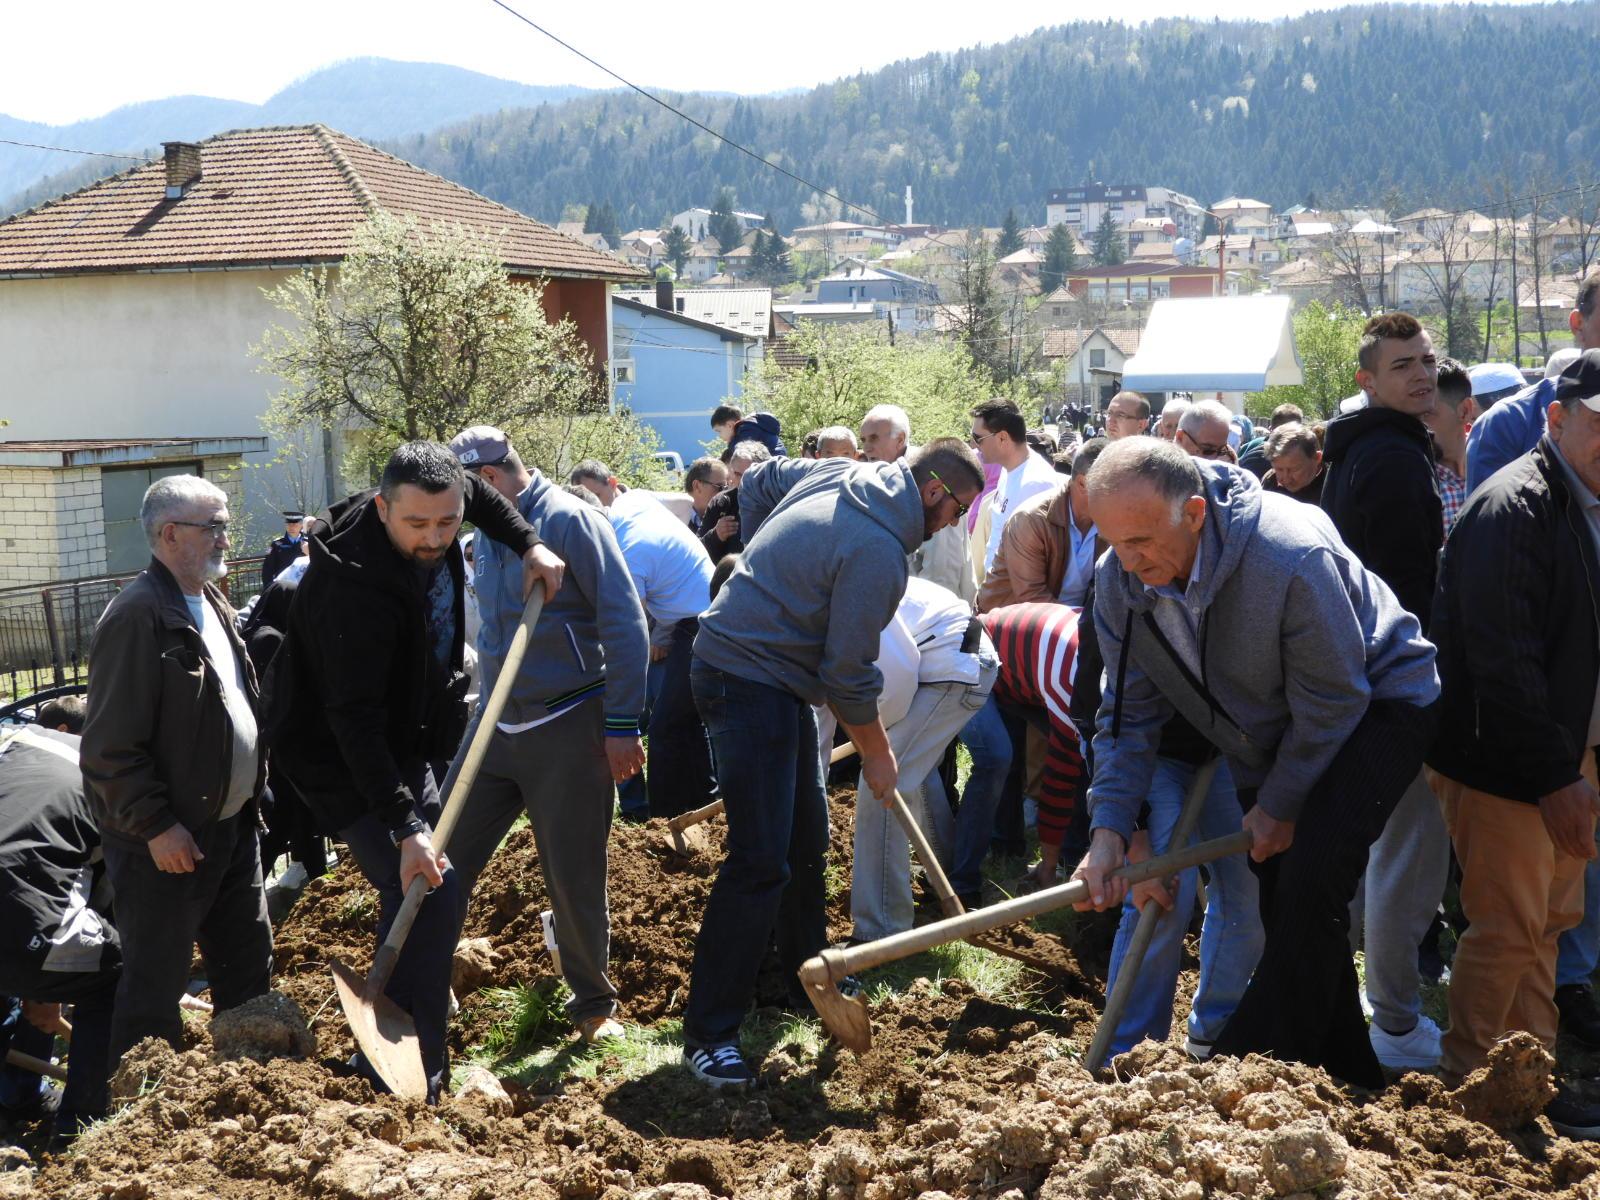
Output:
[611, 285, 761, 463]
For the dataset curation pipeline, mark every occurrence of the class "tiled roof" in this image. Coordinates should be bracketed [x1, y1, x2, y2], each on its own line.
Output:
[0, 125, 646, 281]
[1042, 326, 1143, 359]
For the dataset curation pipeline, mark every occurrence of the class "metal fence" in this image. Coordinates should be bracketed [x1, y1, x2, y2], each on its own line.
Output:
[0, 557, 265, 701]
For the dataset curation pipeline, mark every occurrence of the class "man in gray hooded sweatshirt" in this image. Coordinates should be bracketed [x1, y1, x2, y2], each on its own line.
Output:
[683, 437, 984, 1088]
[1072, 437, 1439, 1090]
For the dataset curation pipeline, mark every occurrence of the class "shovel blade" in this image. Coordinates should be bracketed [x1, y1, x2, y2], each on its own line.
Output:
[332, 957, 429, 1100]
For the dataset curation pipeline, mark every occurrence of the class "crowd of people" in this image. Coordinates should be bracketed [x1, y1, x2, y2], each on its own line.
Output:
[4, 268, 1600, 1143]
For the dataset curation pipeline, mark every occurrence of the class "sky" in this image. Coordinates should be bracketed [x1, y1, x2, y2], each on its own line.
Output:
[3, 0, 1559, 127]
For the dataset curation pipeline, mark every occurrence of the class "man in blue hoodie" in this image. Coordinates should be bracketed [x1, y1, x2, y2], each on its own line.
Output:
[442, 427, 649, 1047]
[1073, 437, 1439, 1090]
[683, 438, 984, 1088]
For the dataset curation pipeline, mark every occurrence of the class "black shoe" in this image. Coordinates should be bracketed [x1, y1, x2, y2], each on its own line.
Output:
[1548, 1091, 1600, 1139]
[1556, 984, 1600, 1047]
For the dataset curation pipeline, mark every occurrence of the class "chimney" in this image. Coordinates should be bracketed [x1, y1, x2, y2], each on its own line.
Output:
[163, 141, 202, 198]
[655, 277, 674, 312]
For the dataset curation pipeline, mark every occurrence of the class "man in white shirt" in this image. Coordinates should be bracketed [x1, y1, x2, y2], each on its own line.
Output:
[861, 404, 976, 604]
[817, 577, 998, 941]
[970, 398, 1059, 574]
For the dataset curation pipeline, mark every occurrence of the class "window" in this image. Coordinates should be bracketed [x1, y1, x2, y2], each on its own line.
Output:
[1052, 305, 1066, 316]
[102, 462, 203, 574]
[1089, 348, 1106, 368]
[612, 360, 635, 385]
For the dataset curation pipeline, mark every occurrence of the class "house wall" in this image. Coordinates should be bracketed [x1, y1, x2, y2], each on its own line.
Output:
[0, 453, 244, 587]
[612, 304, 751, 463]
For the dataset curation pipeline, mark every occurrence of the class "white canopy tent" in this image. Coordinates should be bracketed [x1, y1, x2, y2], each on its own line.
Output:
[1119, 296, 1303, 410]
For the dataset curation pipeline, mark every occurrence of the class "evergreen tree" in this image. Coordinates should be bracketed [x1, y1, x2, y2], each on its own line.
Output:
[583, 201, 621, 249]
[1041, 223, 1079, 293]
[997, 208, 1024, 256]
[748, 229, 768, 277]
[763, 230, 792, 284]
[708, 188, 742, 254]
[1092, 211, 1126, 266]
[662, 224, 691, 275]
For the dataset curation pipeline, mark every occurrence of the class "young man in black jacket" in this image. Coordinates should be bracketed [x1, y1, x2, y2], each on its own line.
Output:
[271, 442, 563, 1100]
[1319, 310, 1450, 1073]
[1429, 349, 1600, 1139]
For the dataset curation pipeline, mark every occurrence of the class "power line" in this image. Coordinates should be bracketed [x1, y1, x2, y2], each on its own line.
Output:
[485, 0, 888, 226]
[0, 137, 148, 162]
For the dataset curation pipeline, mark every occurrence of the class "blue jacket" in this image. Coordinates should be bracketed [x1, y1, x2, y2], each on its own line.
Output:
[475, 470, 649, 736]
[729, 412, 787, 457]
[1089, 462, 1438, 837]
[1465, 377, 1551, 494]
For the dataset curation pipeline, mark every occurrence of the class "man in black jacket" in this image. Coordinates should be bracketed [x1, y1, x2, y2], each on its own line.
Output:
[700, 441, 770, 563]
[272, 442, 563, 1100]
[0, 722, 118, 1145]
[81, 475, 270, 1069]
[1318, 310, 1451, 1074]
[1429, 349, 1600, 1138]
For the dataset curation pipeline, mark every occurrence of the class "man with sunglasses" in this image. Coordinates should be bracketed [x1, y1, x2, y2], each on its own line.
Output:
[82, 475, 272, 1069]
[970, 398, 1059, 575]
[1176, 401, 1237, 462]
[681, 437, 983, 1089]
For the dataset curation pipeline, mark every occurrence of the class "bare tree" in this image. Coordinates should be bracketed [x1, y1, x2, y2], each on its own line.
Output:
[1320, 220, 1380, 316]
[1570, 173, 1600, 281]
[1409, 212, 1482, 358]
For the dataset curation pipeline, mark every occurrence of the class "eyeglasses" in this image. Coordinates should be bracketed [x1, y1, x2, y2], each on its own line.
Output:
[1107, 410, 1145, 422]
[928, 470, 968, 518]
[171, 519, 231, 538]
[969, 430, 993, 447]
[1181, 434, 1229, 459]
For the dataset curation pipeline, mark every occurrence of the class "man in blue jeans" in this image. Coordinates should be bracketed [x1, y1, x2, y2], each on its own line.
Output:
[684, 440, 984, 1088]
[1102, 755, 1262, 1057]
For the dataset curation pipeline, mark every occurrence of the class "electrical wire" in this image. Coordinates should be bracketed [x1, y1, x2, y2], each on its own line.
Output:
[484, 0, 888, 226]
[0, 137, 148, 161]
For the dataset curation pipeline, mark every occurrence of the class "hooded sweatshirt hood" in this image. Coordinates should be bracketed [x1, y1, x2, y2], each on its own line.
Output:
[696, 457, 925, 723]
[1322, 403, 1432, 467]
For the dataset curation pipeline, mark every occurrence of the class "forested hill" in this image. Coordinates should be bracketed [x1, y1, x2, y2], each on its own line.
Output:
[391, 3, 1600, 230]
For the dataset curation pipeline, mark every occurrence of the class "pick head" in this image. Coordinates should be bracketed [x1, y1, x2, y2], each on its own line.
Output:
[798, 954, 873, 1054]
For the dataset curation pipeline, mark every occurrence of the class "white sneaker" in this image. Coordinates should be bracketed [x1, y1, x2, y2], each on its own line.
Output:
[1183, 1035, 1215, 1061]
[1369, 1014, 1442, 1071]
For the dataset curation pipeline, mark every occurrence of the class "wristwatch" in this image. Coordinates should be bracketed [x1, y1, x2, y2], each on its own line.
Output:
[389, 817, 428, 848]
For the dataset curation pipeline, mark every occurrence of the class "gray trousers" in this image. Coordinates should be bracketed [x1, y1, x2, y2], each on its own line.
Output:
[1350, 769, 1450, 1033]
[446, 696, 618, 1023]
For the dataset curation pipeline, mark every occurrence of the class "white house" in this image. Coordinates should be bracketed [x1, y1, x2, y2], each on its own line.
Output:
[671, 207, 766, 242]
[1041, 326, 1143, 408]
[0, 126, 643, 585]
[1045, 184, 1204, 243]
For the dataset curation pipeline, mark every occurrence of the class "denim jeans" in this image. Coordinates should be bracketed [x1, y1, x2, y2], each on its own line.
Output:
[645, 619, 718, 820]
[685, 661, 828, 1049]
[852, 655, 999, 941]
[1556, 855, 1600, 989]
[955, 694, 1014, 896]
[0, 966, 119, 1132]
[616, 652, 666, 819]
[1102, 757, 1262, 1054]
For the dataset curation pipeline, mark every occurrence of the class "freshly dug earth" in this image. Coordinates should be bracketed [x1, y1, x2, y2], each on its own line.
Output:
[18, 987, 1600, 1198]
[14, 794, 1600, 1197]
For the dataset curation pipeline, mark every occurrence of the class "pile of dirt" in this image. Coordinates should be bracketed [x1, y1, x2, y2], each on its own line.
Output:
[22, 987, 1600, 1199]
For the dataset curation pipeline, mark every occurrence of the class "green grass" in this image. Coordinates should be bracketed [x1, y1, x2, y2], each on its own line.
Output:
[860, 938, 1041, 1010]
[336, 890, 377, 926]
[477, 980, 573, 1058]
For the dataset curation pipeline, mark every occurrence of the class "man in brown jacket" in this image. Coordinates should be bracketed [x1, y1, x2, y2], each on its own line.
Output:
[979, 438, 1107, 611]
[80, 475, 271, 1066]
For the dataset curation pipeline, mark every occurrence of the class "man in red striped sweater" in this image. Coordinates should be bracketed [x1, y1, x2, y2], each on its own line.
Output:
[978, 602, 1087, 884]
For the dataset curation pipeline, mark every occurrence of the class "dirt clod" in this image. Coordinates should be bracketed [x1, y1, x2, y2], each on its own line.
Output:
[1447, 1030, 1557, 1132]
[209, 991, 317, 1062]
[451, 937, 502, 996]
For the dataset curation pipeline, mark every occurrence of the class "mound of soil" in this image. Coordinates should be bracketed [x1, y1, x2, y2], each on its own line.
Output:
[26, 987, 1600, 1199]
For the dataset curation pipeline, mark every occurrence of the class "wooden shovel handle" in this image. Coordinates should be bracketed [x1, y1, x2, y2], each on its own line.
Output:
[816, 829, 1253, 980]
[6, 1048, 66, 1082]
[889, 789, 964, 919]
[368, 582, 546, 999]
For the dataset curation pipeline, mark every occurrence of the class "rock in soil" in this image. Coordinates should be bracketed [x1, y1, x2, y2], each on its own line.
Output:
[1447, 1030, 1557, 1132]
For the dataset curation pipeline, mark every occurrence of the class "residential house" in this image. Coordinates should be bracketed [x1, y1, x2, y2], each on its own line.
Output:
[1045, 183, 1204, 243]
[790, 261, 939, 334]
[1387, 244, 1511, 309]
[998, 247, 1044, 277]
[1517, 275, 1580, 326]
[615, 287, 774, 341]
[1130, 241, 1181, 264]
[555, 222, 611, 253]
[683, 241, 723, 282]
[671, 207, 765, 242]
[722, 243, 756, 280]
[611, 280, 762, 462]
[1042, 326, 1144, 408]
[1052, 263, 1224, 305]
[1196, 235, 1259, 268]
[1540, 217, 1597, 271]
[1124, 216, 1175, 250]
[0, 126, 643, 584]
[1210, 197, 1275, 238]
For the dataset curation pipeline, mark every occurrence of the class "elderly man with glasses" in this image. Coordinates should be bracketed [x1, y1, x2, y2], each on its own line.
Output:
[1177, 400, 1238, 462]
[1104, 391, 1152, 440]
[81, 476, 272, 1070]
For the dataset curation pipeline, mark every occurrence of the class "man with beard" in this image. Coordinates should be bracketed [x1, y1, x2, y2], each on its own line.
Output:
[681, 438, 984, 1089]
[81, 475, 269, 1067]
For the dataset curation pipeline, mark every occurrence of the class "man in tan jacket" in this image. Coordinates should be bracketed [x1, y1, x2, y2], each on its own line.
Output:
[980, 438, 1107, 612]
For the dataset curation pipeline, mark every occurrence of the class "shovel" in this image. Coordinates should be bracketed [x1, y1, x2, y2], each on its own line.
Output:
[332, 583, 547, 1099]
[798, 829, 1252, 1053]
